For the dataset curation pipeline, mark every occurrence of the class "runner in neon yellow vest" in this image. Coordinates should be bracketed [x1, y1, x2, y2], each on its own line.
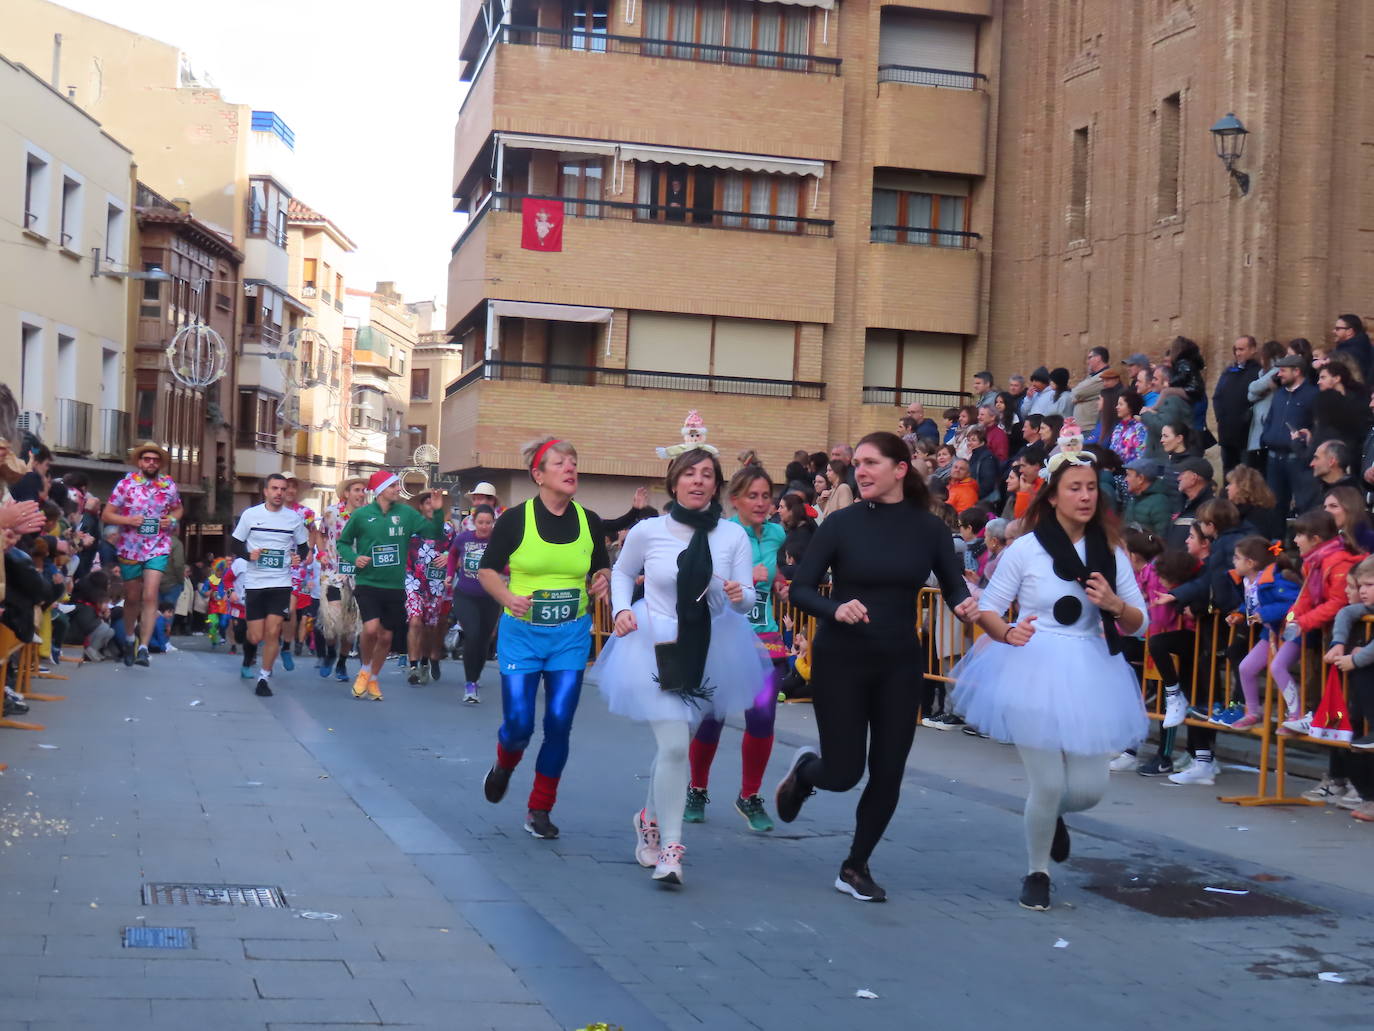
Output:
[477, 436, 611, 841]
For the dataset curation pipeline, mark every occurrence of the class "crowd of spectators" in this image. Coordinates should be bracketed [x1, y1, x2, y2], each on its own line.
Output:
[768, 317, 1374, 817]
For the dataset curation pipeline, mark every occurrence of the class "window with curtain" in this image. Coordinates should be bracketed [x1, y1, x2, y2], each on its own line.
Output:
[871, 189, 969, 246]
[559, 159, 604, 217]
[643, 0, 810, 63]
[637, 163, 806, 232]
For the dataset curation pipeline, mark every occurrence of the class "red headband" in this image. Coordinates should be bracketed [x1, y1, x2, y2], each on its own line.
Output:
[531, 439, 564, 472]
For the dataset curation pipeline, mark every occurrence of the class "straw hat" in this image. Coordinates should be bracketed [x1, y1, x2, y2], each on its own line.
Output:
[336, 475, 368, 496]
[127, 440, 170, 466]
[466, 481, 497, 498]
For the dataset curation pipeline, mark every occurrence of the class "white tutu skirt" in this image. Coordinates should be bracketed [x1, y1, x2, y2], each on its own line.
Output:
[590, 600, 772, 724]
[950, 629, 1149, 755]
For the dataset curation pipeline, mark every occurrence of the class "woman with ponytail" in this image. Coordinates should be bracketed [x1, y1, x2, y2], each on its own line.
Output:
[775, 432, 977, 903]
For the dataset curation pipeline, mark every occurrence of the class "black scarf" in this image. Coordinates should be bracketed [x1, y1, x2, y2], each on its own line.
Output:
[653, 500, 722, 706]
[1033, 516, 1123, 655]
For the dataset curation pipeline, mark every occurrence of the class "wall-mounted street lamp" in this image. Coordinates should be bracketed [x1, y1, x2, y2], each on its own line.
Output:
[90, 247, 173, 280]
[1210, 112, 1250, 196]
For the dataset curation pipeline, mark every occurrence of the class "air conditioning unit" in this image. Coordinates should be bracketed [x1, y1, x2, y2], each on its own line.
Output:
[17, 410, 43, 437]
[302, 286, 317, 297]
[244, 283, 259, 297]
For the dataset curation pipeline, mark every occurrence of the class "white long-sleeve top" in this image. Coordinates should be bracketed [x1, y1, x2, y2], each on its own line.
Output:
[611, 515, 755, 641]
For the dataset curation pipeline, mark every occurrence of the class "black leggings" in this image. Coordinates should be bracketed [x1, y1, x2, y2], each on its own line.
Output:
[1148, 629, 1194, 687]
[450, 592, 500, 684]
[798, 638, 923, 868]
[232, 618, 257, 668]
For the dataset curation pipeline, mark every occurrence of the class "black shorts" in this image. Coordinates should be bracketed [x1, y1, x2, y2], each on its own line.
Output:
[353, 585, 406, 639]
[245, 587, 292, 622]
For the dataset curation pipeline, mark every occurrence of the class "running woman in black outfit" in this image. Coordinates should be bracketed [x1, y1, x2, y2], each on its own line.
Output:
[776, 432, 977, 902]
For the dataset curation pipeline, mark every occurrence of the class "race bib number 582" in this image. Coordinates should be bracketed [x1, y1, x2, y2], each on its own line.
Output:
[371, 544, 400, 567]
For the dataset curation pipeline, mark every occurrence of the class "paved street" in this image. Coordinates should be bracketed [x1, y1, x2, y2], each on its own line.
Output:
[3, 640, 1374, 1030]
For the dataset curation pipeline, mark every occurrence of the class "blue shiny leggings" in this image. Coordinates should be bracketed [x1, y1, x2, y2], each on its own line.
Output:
[498, 669, 585, 778]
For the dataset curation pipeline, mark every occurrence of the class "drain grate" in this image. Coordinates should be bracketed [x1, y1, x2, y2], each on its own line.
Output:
[142, 883, 288, 908]
[123, 926, 194, 949]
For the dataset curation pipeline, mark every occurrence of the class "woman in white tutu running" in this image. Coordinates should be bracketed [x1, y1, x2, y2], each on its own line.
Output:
[594, 444, 771, 886]
[951, 433, 1149, 912]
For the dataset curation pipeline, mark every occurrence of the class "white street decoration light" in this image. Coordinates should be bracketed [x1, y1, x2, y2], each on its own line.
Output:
[165, 322, 229, 389]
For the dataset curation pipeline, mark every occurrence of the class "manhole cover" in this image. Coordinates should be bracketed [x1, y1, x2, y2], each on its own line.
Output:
[142, 883, 288, 907]
[1075, 859, 1323, 919]
[123, 926, 194, 949]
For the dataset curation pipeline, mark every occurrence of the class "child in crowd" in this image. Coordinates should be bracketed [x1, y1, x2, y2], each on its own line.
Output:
[1135, 531, 1206, 777]
[946, 458, 979, 513]
[1229, 537, 1302, 731]
[1113, 529, 1167, 773]
[147, 602, 174, 654]
[1272, 510, 1363, 734]
[1321, 556, 1374, 819]
[958, 508, 990, 581]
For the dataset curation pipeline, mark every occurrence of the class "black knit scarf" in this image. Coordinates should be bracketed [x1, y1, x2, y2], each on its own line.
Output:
[653, 500, 722, 706]
[1033, 516, 1123, 655]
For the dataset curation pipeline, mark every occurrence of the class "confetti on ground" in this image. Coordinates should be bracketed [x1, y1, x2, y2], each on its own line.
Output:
[855, 989, 879, 1000]
[1054, 938, 1070, 948]
[1318, 972, 1347, 984]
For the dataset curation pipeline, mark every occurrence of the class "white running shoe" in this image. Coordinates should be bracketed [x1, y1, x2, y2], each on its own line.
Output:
[1280, 712, 1313, 735]
[1335, 785, 1365, 811]
[1162, 690, 1188, 729]
[652, 843, 685, 885]
[633, 808, 660, 868]
[1168, 760, 1216, 786]
[1302, 777, 1348, 803]
[1108, 752, 1138, 772]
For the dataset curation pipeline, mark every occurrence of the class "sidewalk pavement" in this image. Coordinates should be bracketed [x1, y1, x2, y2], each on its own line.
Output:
[0, 644, 657, 1031]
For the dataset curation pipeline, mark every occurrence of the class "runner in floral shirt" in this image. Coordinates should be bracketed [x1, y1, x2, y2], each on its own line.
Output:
[102, 442, 183, 668]
[316, 477, 366, 682]
[404, 489, 457, 686]
[278, 474, 317, 672]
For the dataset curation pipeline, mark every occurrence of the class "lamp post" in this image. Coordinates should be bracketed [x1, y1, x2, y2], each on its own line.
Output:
[1210, 112, 1250, 196]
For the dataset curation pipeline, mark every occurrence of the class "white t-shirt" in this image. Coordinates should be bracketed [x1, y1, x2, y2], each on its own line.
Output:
[231, 504, 308, 591]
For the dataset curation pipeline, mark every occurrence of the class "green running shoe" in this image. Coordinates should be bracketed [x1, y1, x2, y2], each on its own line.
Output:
[684, 786, 709, 823]
[735, 794, 775, 833]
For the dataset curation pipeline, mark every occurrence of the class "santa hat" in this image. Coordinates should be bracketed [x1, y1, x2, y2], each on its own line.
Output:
[368, 469, 398, 494]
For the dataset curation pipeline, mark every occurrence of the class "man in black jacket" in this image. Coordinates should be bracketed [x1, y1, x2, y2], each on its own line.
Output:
[1333, 313, 1374, 383]
[1212, 335, 1260, 475]
[1311, 440, 1362, 497]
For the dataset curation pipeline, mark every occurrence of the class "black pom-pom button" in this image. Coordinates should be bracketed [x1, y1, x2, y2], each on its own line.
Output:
[1053, 595, 1083, 626]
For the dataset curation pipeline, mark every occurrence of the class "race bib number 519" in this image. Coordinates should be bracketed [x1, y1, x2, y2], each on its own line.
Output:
[529, 588, 580, 626]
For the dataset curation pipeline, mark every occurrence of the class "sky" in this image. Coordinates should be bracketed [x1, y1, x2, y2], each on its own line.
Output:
[54, 0, 466, 312]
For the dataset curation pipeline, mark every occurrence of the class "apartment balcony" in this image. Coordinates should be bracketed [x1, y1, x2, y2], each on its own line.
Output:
[441, 358, 827, 477]
[97, 408, 129, 460]
[454, 26, 842, 190]
[236, 350, 288, 397]
[234, 429, 282, 480]
[51, 398, 93, 456]
[871, 66, 989, 177]
[865, 230, 982, 336]
[449, 193, 836, 325]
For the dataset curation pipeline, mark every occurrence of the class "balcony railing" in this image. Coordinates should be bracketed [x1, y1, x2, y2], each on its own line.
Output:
[246, 208, 287, 247]
[862, 386, 970, 407]
[242, 323, 284, 351]
[236, 428, 278, 450]
[453, 191, 833, 254]
[487, 23, 841, 77]
[447, 359, 825, 400]
[52, 398, 93, 455]
[877, 64, 987, 90]
[870, 225, 981, 249]
[97, 408, 129, 459]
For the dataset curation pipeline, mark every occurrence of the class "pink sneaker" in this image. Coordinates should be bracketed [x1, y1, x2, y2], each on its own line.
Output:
[652, 843, 685, 885]
[633, 808, 660, 868]
[1231, 713, 1261, 730]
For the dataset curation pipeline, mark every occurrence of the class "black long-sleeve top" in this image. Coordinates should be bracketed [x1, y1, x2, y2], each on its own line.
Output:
[790, 498, 970, 650]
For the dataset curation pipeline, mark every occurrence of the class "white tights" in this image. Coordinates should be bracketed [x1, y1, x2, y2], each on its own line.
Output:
[646, 720, 691, 848]
[1015, 746, 1111, 874]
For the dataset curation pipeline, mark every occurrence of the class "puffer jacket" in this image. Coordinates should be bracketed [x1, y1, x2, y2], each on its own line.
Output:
[1252, 562, 1302, 640]
[1291, 538, 1363, 633]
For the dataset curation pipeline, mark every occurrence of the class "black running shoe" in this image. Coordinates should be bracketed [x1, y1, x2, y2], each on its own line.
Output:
[122, 641, 135, 667]
[255, 678, 273, 697]
[484, 764, 513, 804]
[1019, 872, 1051, 911]
[1136, 755, 1174, 777]
[429, 659, 441, 682]
[407, 665, 420, 685]
[1050, 817, 1070, 863]
[134, 645, 150, 667]
[524, 809, 559, 839]
[835, 863, 887, 903]
[774, 746, 819, 824]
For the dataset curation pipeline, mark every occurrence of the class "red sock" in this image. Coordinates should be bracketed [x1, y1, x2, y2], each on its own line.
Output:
[528, 772, 559, 812]
[740, 733, 774, 799]
[496, 742, 523, 771]
[689, 737, 719, 790]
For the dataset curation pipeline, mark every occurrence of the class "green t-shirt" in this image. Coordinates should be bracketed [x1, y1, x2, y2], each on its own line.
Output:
[336, 501, 443, 590]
